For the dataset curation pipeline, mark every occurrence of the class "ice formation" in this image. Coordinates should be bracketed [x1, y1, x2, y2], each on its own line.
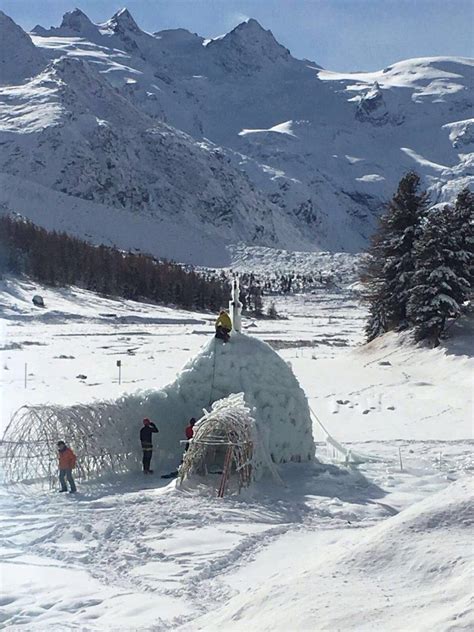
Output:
[179, 393, 283, 493]
[131, 332, 315, 466]
[3, 332, 315, 483]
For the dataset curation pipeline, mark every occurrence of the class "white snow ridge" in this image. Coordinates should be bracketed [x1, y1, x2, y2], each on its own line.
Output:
[190, 478, 474, 632]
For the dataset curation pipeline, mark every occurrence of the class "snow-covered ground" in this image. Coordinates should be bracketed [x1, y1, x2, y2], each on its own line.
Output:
[0, 270, 472, 630]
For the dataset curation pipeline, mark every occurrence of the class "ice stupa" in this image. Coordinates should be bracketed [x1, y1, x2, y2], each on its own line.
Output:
[119, 277, 314, 466]
[3, 279, 315, 483]
[125, 329, 315, 465]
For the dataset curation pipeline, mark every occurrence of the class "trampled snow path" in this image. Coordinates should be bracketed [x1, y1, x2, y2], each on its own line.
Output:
[2, 442, 470, 630]
[1, 274, 472, 630]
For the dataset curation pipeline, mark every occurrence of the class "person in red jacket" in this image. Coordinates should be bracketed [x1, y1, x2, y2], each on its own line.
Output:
[184, 418, 196, 451]
[57, 440, 77, 493]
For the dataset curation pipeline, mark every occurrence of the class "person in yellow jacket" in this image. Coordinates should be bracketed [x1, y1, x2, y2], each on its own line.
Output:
[215, 310, 232, 342]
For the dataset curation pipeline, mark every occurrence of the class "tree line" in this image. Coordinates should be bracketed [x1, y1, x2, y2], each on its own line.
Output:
[0, 215, 231, 311]
[361, 173, 473, 346]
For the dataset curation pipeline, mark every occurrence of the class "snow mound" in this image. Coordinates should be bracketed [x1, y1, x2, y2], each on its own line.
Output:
[239, 120, 297, 137]
[189, 477, 474, 631]
[0, 10, 46, 85]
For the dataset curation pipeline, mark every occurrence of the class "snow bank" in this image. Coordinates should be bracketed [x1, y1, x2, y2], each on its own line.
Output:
[188, 477, 474, 631]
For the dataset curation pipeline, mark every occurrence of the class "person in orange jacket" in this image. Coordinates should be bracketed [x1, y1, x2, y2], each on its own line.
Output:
[57, 440, 77, 493]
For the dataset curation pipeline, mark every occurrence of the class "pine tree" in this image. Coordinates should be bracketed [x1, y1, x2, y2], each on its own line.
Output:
[361, 230, 388, 340]
[407, 205, 471, 345]
[451, 188, 474, 293]
[362, 172, 429, 340]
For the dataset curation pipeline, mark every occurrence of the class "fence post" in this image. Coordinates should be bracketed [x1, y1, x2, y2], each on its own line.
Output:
[398, 446, 403, 471]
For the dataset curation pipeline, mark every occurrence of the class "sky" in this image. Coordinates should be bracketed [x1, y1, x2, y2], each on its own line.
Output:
[1, 0, 473, 71]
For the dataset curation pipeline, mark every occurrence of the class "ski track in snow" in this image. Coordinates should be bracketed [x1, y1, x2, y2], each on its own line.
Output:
[0, 269, 472, 630]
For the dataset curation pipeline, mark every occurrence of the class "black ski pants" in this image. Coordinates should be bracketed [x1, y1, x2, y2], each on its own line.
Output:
[142, 450, 152, 472]
[215, 326, 230, 342]
[142, 445, 153, 472]
[59, 468, 77, 492]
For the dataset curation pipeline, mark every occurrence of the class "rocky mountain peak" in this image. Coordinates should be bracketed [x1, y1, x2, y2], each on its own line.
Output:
[32, 7, 99, 39]
[228, 18, 289, 53]
[206, 17, 291, 72]
[0, 10, 46, 85]
[105, 8, 141, 35]
[60, 8, 94, 31]
[233, 18, 267, 34]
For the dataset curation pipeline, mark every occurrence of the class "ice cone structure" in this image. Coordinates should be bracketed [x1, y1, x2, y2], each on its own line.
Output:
[3, 333, 315, 483]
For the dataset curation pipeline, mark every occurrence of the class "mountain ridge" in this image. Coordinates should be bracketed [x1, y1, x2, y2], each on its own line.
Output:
[0, 8, 472, 265]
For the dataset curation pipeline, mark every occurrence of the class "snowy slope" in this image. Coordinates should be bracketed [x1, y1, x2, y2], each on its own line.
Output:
[0, 9, 471, 263]
[0, 52, 300, 258]
[0, 174, 232, 266]
[190, 478, 473, 632]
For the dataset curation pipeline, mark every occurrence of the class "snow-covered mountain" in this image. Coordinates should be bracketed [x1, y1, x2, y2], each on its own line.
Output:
[0, 11, 46, 85]
[0, 8, 473, 264]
